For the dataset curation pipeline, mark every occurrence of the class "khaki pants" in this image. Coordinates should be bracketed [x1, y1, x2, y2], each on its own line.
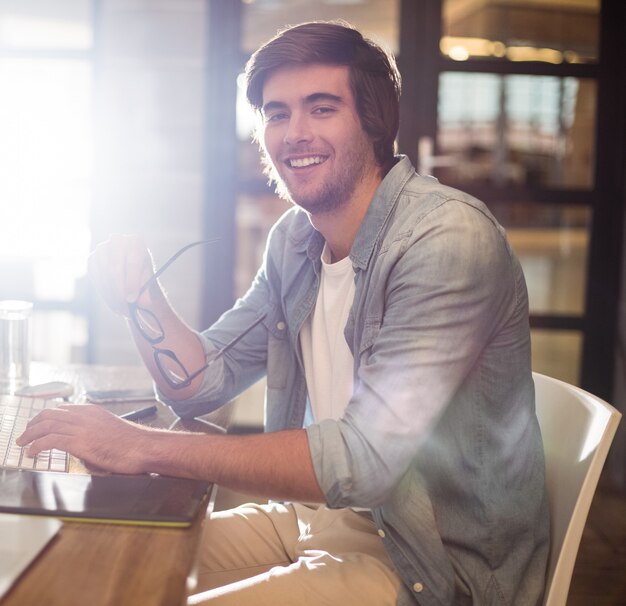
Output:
[188, 502, 402, 605]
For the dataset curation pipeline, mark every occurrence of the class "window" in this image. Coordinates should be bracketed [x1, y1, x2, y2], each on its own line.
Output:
[0, 0, 94, 363]
[436, 73, 596, 189]
[441, 0, 600, 64]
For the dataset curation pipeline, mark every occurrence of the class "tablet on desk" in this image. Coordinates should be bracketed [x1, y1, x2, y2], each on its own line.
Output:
[0, 470, 211, 527]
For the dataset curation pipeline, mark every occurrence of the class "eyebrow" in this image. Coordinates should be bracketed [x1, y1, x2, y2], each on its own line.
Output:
[261, 92, 345, 115]
[305, 92, 343, 105]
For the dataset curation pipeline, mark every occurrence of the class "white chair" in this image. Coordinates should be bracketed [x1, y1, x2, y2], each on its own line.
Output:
[533, 372, 622, 606]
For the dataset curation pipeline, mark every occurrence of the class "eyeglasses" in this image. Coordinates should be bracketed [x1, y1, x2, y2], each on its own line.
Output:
[129, 240, 267, 389]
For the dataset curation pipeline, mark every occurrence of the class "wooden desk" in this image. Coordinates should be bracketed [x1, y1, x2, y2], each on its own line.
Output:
[2, 364, 227, 606]
[3, 512, 209, 606]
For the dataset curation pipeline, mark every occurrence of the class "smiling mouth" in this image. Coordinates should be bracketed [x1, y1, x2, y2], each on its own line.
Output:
[287, 156, 327, 168]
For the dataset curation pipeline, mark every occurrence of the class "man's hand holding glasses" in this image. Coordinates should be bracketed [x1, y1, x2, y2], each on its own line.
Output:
[89, 235, 266, 394]
[88, 234, 158, 318]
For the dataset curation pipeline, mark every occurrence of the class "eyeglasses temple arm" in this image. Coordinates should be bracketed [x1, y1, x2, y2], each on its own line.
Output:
[137, 239, 220, 297]
[211, 313, 268, 361]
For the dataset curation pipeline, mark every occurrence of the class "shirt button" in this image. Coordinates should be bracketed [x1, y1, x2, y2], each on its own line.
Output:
[377, 529, 386, 538]
[276, 321, 286, 331]
[413, 582, 424, 593]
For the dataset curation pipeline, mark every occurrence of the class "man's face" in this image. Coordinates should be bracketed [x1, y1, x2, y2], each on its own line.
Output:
[259, 63, 379, 214]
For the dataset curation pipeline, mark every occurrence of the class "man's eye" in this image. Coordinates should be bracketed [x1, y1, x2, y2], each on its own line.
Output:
[313, 107, 335, 116]
[266, 112, 288, 123]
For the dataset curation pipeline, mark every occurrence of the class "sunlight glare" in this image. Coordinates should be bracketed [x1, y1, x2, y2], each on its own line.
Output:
[0, 57, 92, 292]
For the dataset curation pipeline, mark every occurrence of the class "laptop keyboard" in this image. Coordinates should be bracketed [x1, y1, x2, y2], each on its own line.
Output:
[0, 395, 69, 472]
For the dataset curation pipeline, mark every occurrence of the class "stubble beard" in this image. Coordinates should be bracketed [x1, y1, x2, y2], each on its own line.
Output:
[262, 137, 374, 215]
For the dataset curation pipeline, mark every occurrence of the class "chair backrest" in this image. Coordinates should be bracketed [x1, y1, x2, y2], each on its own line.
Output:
[532, 372, 621, 606]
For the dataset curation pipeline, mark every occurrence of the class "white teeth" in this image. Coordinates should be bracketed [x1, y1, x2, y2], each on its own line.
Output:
[289, 156, 325, 168]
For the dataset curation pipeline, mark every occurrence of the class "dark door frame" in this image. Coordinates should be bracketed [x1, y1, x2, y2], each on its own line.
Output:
[580, 0, 626, 400]
[201, 0, 243, 327]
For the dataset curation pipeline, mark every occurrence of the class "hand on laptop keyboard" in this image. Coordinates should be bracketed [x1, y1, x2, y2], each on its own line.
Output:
[0, 395, 70, 472]
[16, 402, 154, 476]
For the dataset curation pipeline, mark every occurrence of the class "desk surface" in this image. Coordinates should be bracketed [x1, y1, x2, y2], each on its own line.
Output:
[1, 364, 224, 606]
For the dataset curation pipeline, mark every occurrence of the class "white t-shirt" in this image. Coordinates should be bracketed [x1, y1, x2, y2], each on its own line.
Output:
[300, 244, 355, 424]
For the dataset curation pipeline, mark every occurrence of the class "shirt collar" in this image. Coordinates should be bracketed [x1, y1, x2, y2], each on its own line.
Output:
[349, 155, 415, 271]
[286, 155, 416, 269]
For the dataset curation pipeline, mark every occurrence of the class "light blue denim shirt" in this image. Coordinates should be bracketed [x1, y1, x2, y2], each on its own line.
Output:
[163, 156, 550, 605]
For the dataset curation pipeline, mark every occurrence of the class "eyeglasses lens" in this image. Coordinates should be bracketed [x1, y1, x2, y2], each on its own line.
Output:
[134, 307, 165, 344]
[155, 349, 190, 387]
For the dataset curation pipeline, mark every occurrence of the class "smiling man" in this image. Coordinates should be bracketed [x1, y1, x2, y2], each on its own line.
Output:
[18, 22, 549, 606]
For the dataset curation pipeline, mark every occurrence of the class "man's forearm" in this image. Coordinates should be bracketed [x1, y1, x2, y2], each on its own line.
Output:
[128, 285, 208, 401]
[142, 428, 326, 503]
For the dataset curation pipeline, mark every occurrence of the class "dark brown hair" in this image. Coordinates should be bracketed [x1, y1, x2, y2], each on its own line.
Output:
[245, 21, 401, 169]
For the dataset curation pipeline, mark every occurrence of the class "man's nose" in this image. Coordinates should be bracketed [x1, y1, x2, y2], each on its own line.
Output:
[284, 113, 313, 146]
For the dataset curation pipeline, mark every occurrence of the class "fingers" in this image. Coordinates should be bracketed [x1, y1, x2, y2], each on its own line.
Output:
[124, 238, 154, 303]
[16, 406, 88, 451]
[16, 405, 148, 474]
[17, 409, 65, 444]
[24, 433, 73, 458]
[88, 234, 154, 316]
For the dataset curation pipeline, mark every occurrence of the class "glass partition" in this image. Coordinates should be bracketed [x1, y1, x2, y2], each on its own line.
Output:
[0, 0, 92, 50]
[241, 0, 400, 55]
[441, 0, 600, 64]
[434, 73, 596, 189]
[496, 201, 590, 386]
[499, 204, 590, 316]
[0, 0, 93, 364]
[531, 329, 582, 385]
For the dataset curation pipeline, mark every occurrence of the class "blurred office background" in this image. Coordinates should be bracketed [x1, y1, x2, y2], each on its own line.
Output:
[0, 0, 625, 487]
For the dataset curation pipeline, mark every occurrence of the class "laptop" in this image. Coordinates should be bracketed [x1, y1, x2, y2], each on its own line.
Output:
[0, 393, 211, 527]
[0, 514, 60, 600]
